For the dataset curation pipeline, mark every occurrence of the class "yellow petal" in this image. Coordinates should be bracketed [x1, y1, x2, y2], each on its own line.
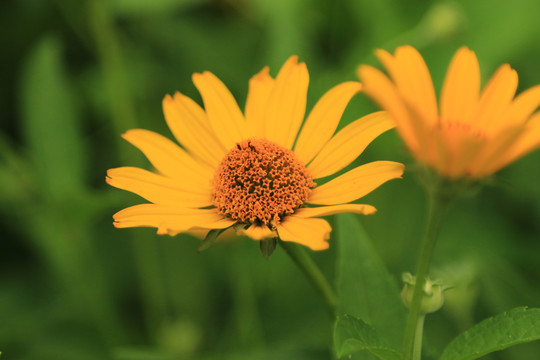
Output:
[470, 86, 540, 176]
[295, 204, 377, 218]
[294, 81, 362, 165]
[468, 126, 522, 177]
[239, 224, 277, 241]
[308, 161, 404, 205]
[264, 56, 309, 149]
[307, 111, 395, 179]
[106, 167, 212, 208]
[122, 129, 213, 181]
[245, 66, 275, 138]
[192, 71, 247, 151]
[113, 204, 235, 236]
[276, 216, 331, 250]
[376, 46, 438, 127]
[358, 65, 421, 154]
[504, 84, 540, 125]
[162, 93, 226, 167]
[480, 112, 540, 175]
[474, 64, 518, 132]
[440, 47, 480, 124]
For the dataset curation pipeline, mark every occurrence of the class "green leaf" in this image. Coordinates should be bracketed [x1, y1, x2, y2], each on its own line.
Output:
[19, 35, 85, 200]
[440, 307, 540, 360]
[198, 228, 229, 252]
[334, 315, 402, 360]
[112, 347, 180, 360]
[259, 237, 277, 259]
[0, 132, 35, 205]
[335, 214, 405, 349]
[110, 0, 203, 16]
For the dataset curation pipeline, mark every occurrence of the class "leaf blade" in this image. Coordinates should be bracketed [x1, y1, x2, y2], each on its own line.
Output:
[440, 307, 540, 360]
[335, 213, 405, 348]
[334, 315, 402, 360]
[19, 35, 85, 200]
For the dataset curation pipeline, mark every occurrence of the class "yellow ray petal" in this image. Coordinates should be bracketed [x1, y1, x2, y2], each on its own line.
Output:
[245, 66, 275, 138]
[480, 112, 540, 175]
[474, 64, 518, 131]
[106, 167, 212, 208]
[122, 129, 213, 181]
[295, 204, 377, 218]
[276, 216, 331, 250]
[308, 161, 404, 205]
[358, 65, 420, 154]
[294, 81, 362, 165]
[162, 93, 226, 167]
[264, 56, 309, 149]
[192, 71, 247, 151]
[504, 84, 540, 125]
[239, 224, 277, 241]
[113, 204, 235, 236]
[376, 46, 438, 127]
[440, 47, 480, 124]
[307, 111, 394, 179]
[467, 126, 522, 177]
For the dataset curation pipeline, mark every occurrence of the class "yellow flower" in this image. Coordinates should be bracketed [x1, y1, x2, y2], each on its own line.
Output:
[358, 46, 540, 179]
[107, 56, 404, 250]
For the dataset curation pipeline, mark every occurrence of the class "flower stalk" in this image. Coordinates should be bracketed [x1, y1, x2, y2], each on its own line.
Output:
[279, 240, 337, 317]
[401, 181, 453, 360]
[413, 315, 426, 360]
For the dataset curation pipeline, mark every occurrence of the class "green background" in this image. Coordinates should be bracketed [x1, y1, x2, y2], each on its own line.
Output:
[1, 0, 540, 359]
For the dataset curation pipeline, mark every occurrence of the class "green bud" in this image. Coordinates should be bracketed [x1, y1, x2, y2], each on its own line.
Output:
[407, 1, 466, 48]
[260, 237, 277, 259]
[421, 1, 465, 40]
[401, 273, 445, 315]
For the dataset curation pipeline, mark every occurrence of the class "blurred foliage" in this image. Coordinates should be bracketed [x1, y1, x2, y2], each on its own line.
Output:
[1, 0, 540, 359]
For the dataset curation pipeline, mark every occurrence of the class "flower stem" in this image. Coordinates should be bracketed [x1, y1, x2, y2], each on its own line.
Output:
[413, 315, 425, 360]
[279, 240, 337, 317]
[401, 186, 451, 360]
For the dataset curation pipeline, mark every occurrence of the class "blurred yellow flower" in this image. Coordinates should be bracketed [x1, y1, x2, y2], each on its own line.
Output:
[358, 46, 540, 179]
[107, 56, 404, 250]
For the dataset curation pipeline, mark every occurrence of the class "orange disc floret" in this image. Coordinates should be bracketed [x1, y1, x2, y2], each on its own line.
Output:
[437, 121, 488, 140]
[212, 138, 315, 227]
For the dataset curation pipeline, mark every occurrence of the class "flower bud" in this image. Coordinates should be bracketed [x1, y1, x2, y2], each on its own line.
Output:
[401, 273, 445, 315]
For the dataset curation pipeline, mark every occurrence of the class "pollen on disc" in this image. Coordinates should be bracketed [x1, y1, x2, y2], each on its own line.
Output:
[211, 138, 315, 227]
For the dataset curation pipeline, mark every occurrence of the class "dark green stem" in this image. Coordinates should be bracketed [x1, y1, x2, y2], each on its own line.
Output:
[401, 186, 451, 360]
[279, 240, 337, 318]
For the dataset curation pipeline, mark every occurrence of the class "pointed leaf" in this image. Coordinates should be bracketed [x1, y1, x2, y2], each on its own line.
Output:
[334, 315, 402, 360]
[259, 237, 277, 259]
[440, 307, 540, 360]
[19, 35, 85, 200]
[198, 228, 229, 252]
[335, 214, 405, 348]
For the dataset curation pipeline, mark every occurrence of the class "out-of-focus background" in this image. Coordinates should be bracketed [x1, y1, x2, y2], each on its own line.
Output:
[1, 0, 540, 359]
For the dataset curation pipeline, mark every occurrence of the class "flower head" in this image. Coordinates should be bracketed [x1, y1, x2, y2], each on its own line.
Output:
[358, 46, 540, 179]
[107, 56, 404, 250]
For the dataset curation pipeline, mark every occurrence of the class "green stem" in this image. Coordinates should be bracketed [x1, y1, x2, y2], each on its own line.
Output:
[279, 240, 337, 318]
[413, 315, 425, 360]
[401, 186, 451, 360]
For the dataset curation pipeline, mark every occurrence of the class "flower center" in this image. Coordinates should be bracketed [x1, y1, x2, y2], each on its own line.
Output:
[211, 138, 315, 227]
[438, 121, 488, 139]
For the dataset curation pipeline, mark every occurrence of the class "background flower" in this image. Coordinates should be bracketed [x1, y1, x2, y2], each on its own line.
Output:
[358, 45, 540, 179]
